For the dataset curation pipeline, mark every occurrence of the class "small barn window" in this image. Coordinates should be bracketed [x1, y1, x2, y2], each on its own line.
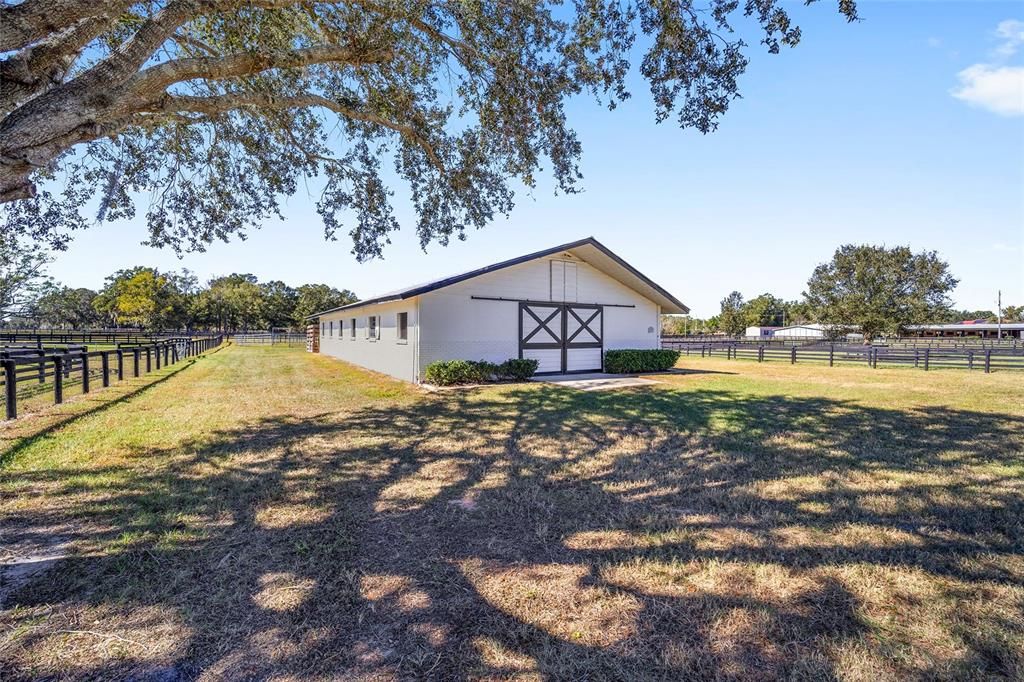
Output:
[350, 318, 356, 338]
[368, 315, 378, 339]
[329, 320, 334, 337]
[397, 312, 408, 341]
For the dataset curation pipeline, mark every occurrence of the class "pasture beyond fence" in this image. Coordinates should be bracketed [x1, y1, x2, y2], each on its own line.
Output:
[662, 340, 1024, 372]
[0, 335, 224, 420]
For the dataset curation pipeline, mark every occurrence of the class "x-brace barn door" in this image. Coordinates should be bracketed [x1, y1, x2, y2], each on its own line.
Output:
[519, 302, 603, 374]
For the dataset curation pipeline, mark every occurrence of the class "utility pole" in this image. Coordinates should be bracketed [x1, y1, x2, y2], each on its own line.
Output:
[997, 290, 1002, 341]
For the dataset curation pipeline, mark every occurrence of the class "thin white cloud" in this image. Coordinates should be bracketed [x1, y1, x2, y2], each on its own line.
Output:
[951, 19, 1024, 116]
[951, 64, 1024, 116]
[993, 19, 1024, 58]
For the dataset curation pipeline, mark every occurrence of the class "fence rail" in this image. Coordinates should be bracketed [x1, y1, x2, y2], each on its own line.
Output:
[663, 341, 1024, 372]
[661, 335, 1022, 350]
[0, 329, 221, 346]
[0, 335, 224, 420]
[230, 332, 305, 346]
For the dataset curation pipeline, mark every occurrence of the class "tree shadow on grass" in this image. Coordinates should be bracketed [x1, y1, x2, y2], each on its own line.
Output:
[2, 383, 1023, 680]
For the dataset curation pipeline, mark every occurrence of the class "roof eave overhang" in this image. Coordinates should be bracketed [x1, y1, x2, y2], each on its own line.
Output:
[309, 236, 689, 318]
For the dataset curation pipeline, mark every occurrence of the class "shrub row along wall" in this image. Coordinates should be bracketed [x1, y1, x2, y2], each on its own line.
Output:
[0, 335, 224, 420]
[424, 358, 539, 386]
[604, 349, 680, 373]
[424, 350, 682, 384]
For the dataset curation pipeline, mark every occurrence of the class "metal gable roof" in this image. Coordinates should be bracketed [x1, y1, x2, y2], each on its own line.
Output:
[311, 237, 689, 317]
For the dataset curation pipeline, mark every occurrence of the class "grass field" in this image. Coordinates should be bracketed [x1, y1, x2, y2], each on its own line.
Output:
[1, 345, 1022, 680]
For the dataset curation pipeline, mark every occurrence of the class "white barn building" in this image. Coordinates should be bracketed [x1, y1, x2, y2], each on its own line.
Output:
[311, 237, 688, 382]
[745, 324, 829, 340]
[771, 324, 828, 339]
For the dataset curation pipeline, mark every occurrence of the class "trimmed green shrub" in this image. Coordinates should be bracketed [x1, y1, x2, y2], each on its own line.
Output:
[604, 349, 681, 374]
[424, 360, 486, 386]
[470, 361, 500, 382]
[497, 358, 539, 381]
[424, 358, 538, 385]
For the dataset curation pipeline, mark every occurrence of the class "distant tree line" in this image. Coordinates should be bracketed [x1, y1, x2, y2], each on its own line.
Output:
[663, 294, 815, 336]
[663, 244, 1019, 341]
[1, 238, 356, 331]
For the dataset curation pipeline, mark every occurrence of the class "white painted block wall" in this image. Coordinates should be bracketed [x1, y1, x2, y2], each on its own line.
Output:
[318, 300, 418, 382]
[315, 254, 664, 382]
[418, 256, 660, 373]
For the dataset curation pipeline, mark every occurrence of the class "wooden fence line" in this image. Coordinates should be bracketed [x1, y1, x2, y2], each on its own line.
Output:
[663, 341, 1024, 373]
[0, 335, 224, 420]
[662, 335, 1022, 350]
[230, 332, 305, 345]
[0, 329, 223, 346]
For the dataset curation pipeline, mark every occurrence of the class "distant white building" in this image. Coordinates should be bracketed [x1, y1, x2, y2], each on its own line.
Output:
[310, 237, 688, 382]
[904, 322, 1024, 339]
[772, 324, 828, 339]
[745, 326, 781, 338]
[746, 324, 831, 339]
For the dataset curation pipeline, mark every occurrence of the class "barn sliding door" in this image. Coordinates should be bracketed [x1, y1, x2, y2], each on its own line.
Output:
[564, 304, 603, 372]
[520, 302, 603, 374]
[520, 303, 563, 374]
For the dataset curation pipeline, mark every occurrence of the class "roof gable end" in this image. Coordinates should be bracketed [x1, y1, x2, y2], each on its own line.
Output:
[312, 237, 688, 316]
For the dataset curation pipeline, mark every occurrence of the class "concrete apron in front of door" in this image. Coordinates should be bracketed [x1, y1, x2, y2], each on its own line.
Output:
[530, 372, 661, 392]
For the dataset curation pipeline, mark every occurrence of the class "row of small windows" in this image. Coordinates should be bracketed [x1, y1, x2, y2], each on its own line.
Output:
[321, 312, 408, 341]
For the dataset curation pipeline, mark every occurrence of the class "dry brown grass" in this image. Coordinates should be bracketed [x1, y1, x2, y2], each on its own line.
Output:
[1, 347, 1022, 680]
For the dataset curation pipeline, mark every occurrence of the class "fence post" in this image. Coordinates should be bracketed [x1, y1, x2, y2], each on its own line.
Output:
[829, 344, 834, 367]
[914, 349, 919, 368]
[3, 359, 17, 420]
[145, 347, 152, 373]
[37, 349, 45, 383]
[133, 348, 141, 377]
[165, 344, 171, 365]
[790, 346, 796, 364]
[101, 352, 110, 387]
[758, 345, 764, 362]
[968, 350, 974, 371]
[985, 349, 991, 374]
[81, 352, 90, 393]
[54, 356, 63, 404]
[924, 348, 930, 371]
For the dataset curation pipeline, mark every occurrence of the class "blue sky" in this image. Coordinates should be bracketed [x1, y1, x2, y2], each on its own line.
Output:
[49, 1, 1023, 318]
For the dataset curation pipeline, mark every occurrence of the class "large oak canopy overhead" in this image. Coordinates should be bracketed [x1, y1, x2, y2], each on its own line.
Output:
[0, 0, 858, 260]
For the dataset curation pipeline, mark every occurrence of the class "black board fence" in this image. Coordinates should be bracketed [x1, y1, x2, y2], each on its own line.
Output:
[0, 329, 218, 346]
[231, 332, 305, 346]
[661, 335, 1022, 350]
[662, 340, 1024, 373]
[1, 335, 224, 420]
